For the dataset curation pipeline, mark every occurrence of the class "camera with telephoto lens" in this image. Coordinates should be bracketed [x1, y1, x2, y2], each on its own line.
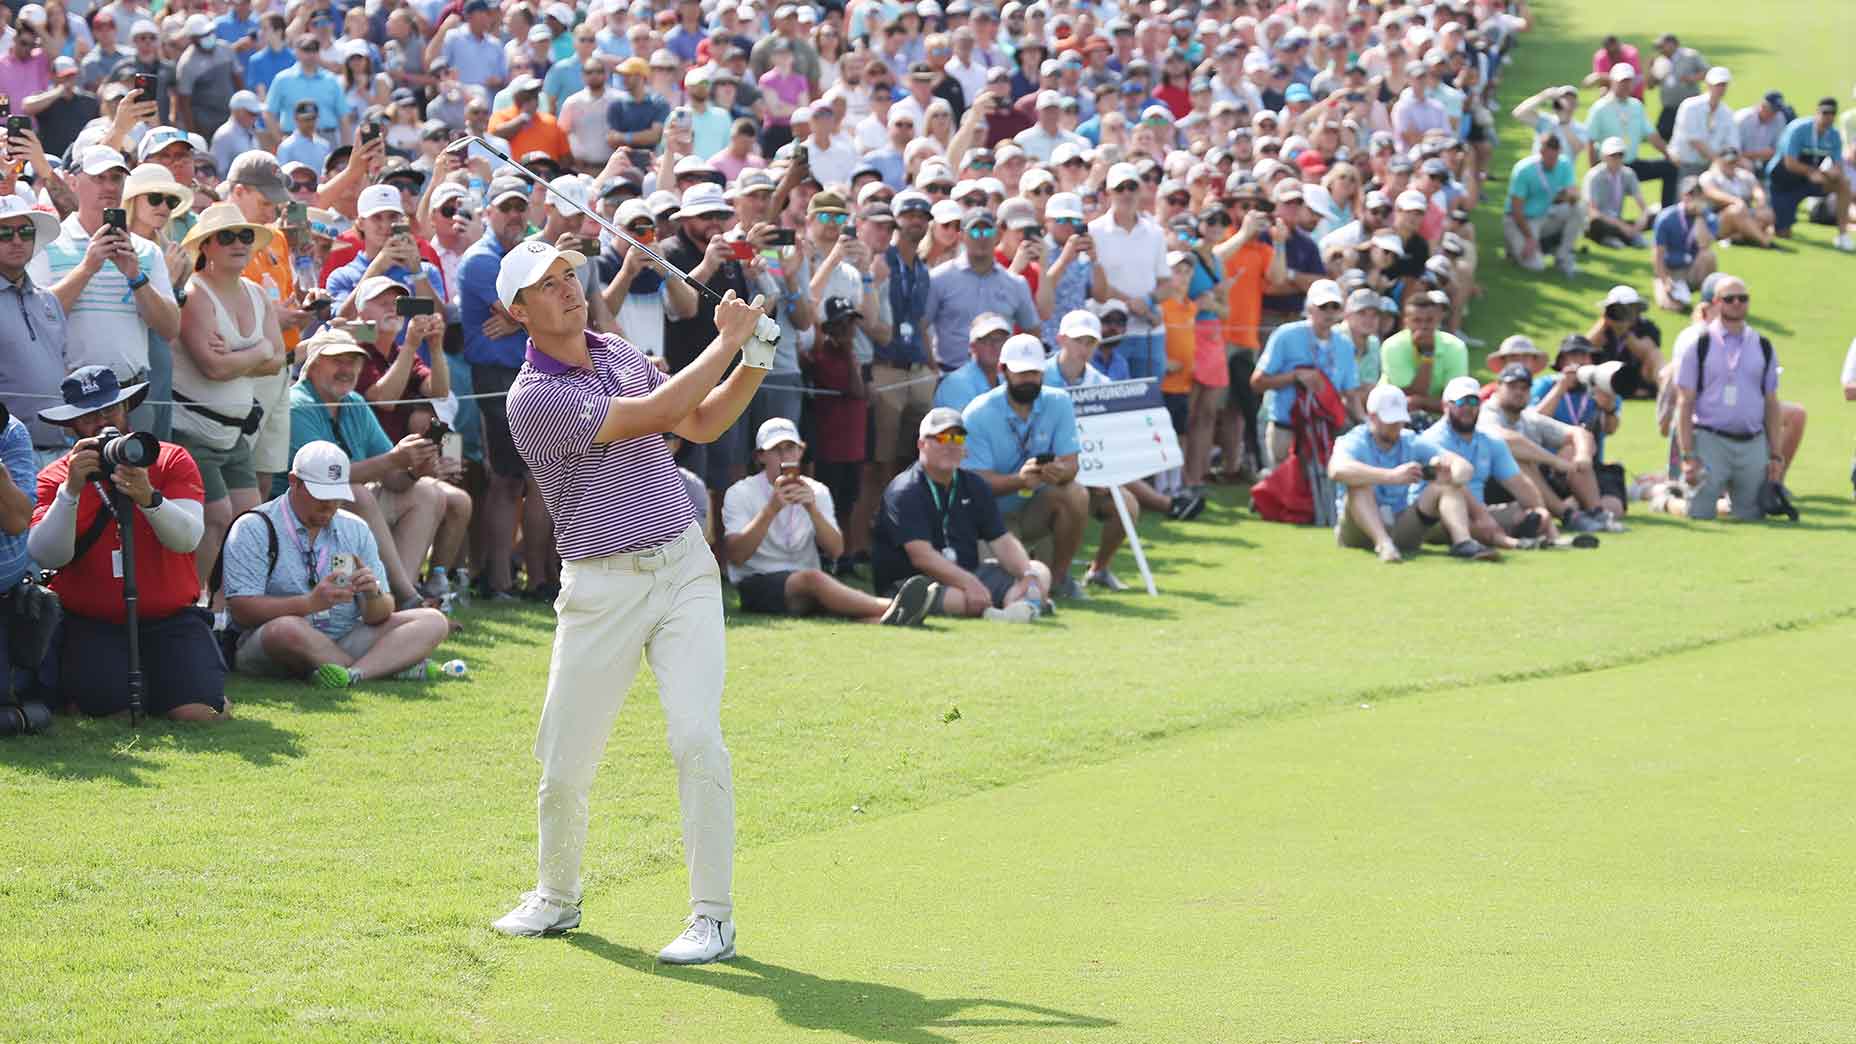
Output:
[93, 426, 159, 478]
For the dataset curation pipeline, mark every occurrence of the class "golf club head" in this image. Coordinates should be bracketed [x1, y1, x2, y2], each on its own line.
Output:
[443, 134, 499, 161]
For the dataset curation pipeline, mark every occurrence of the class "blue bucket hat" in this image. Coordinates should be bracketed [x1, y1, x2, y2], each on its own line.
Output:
[39, 365, 149, 425]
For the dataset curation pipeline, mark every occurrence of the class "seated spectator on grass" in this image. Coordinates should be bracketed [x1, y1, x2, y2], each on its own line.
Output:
[932, 311, 1011, 412]
[1732, 90, 1789, 171]
[1651, 178, 1718, 312]
[1766, 97, 1851, 250]
[1378, 290, 1465, 415]
[1583, 136, 1651, 247]
[1698, 146, 1776, 248]
[960, 334, 1089, 601]
[1329, 384, 1488, 563]
[1249, 278, 1360, 469]
[1479, 363, 1616, 531]
[1420, 375, 1560, 551]
[872, 406, 1051, 623]
[1044, 308, 1111, 389]
[1481, 335, 1549, 398]
[722, 418, 931, 626]
[1531, 335, 1624, 475]
[288, 326, 449, 608]
[28, 368, 226, 721]
[1585, 64, 1678, 209]
[1670, 275, 1784, 521]
[224, 441, 450, 687]
[1585, 287, 1666, 398]
[1504, 131, 1583, 276]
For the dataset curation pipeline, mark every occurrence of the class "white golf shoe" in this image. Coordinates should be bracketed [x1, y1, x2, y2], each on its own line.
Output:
[658, 915, 736, 964]
[491, 891, 581, 936]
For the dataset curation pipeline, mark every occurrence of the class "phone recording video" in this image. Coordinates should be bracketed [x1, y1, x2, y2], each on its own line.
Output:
[395, 297, 436, 317]
[102, 207, 127, 232]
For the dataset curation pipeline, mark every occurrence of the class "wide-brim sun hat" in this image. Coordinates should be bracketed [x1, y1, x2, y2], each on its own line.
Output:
[122, 162, 196, 217]
[180, 201, 275, 256]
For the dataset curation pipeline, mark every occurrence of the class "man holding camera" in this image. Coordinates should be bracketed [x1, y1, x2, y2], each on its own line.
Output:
[27, 366, 225, 721]
[326, 184, 445, 321]
[224, 440, 450, 686]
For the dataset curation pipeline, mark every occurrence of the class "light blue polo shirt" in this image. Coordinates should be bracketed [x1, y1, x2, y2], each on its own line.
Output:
[264, 64, 347, 133]
[442, 27, 509, 88]
[1330, 424, 1439, 517]
[1585, 94, 1653, 160]
[1257, 319, 1359, 424]
[1042, 356, 1109, 389]
[959, 383, 1081, 515]
[1507, 153, 1574, 220]
[1768, 117, 1844, 178]
[1418, 419, 1518, 505]
[932, 359, 996, 412]
[223, 492, 387, 642]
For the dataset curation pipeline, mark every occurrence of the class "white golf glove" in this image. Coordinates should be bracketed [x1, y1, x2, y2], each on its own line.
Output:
[741, 314, 780, 370]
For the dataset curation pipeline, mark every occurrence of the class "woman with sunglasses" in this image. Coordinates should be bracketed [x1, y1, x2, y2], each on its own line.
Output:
[123, 163, 197, 441]
[175, 203, 287, 588]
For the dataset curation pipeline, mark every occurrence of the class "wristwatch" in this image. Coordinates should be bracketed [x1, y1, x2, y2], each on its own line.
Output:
[126, 272, 150, 292]
[143, 490, 165, 510]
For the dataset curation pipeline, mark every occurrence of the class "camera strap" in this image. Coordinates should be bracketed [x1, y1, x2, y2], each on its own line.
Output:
[69, 497, 115, 566]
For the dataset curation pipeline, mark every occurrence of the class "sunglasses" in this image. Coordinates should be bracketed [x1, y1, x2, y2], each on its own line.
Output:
[967, 226, 997, 238]
[925, 182, 954, 194]
[1370, 206, 1393, 217]
[815, 212, 850, 225]
[969, 161, 994, 171]
[291, 180, 317, 193]
[0, 224, 37, 242]
[1141, 173, 1163, 184]
[300, 42, 321, 51]
[1112, 183, 1138, 194]
[627, 223, 655, 241]
[1450, 395, 1480, 408]
[1165, 194, 1190, 206]
[437, 204, 465, 219]
[1719, 293, 1750, 304]
[1314, 302, 1343, 312]
[1054, 217, 1085, 228]
[1202, 214, 1231, 227]
[213, 228, 257, 246]
[927, 430, 966, 444]
[144, 193, 182, 210]
[1258, 145, 1281, 155]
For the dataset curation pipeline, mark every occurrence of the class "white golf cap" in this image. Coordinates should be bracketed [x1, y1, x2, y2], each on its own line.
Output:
[1609, 64, 1635, 82]
[755, 416, 803, 450]
[969, 312, 1012, 340]
[1045, 191, 1083, 220]
[1369, 231, 1405, 255]
[616, 198, 653, 226]
[357, 183, 405, 217]
[546, 1, 575, 22]
[999, 333, 1046, 373]
[136, 126, 193, 160]
[678, 182, 734, 217]
[1019, 167, 1056, 194]
[1105, 162, 1140, 189]
[1600, 136, 1627, 156]
[1705, 65, 1732, 85]
[183, 12, 213, 36]
[229, 89, 263, 114]
[1036, 89, 1063, 109]
[431, 181, 471, 207]
[1365, 384, 1410, 424]
[546, 173, 590, 212]
[1059, 309, 1101, 340]
[80, 145, 130, 176]
[292, 440, 355, 501]
[1601, 284, 1643, 308]
[1443, 375, 1483, 402]
[129, 17, 158, 37]
[931, 199, 964, 224]
[495, 239, 587, 308]
[1306, 278, 1344, 308]
[1395, 189, 1429, 211]
[356, 275, 410, 304]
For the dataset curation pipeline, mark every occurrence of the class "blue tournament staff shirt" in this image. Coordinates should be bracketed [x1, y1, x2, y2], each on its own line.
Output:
[959, 383, 1080, 515]
[1257, 319, 1360, 424]
[932, 359, 995, 411]
[1507, 152, 1574, 220]
[1767, 117, 1844, 178]
[460, 232, 531, 369]
[265, 64, 347, 133]
[1329, 424, 1439, 518]
[1418, 418, 1518, 504]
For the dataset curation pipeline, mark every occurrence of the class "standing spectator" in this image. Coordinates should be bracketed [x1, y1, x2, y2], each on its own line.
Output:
[124, 19, 175, 125]
[276, 100, 333, 172]
[24, 56, 99, 160]
[488, 75, 569, 164]
[0, 197, 70, 471]
[0, 8, 55, 120]
[1766, 97, 1851, 250]
[1648, 32, 1708, 142]
[242, 15, 294, 97]
[922, 208, 1040, 372]
[172, 13, 239, 138]
[1504, 131, 1583, 275]
[28, 367, 225, 721]
[800, 297, 868, 546]
[79, 11, 131, 92]
[1669, 67, 1738, 181]
[661, 182, 764, 487]
[1585, 36, 1642, 99]
[557, 53, 612, 172]
[208, 91, 265, 177]
[439, 0, 511, 93]
[1586, 65, 1678, 208]
[263, 35, 345, 138]
[1672, 275, 1781, 521]
[1249, 279, 1360, 468]
[606, 56, 668, 152]
[1088, 162, 1168, 379]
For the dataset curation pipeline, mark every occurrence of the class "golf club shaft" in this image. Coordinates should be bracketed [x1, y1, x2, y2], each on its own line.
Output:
[444, 135, 727, 306]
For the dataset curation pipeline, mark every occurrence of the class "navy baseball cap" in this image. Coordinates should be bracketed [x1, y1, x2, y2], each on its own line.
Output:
[1499, 363, 1532, 384]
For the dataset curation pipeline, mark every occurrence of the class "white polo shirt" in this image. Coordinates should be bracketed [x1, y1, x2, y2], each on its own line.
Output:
[1086, 210, 1169, 337]
[720, 472, 836, 584]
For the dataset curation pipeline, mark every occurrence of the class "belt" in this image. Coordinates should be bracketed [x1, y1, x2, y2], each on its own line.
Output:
[572, 522, 703, 574]
[1696, 425, 1760, 443]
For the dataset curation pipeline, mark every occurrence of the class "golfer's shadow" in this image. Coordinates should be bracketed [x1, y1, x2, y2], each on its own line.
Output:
[566, 934, 1116, 1044]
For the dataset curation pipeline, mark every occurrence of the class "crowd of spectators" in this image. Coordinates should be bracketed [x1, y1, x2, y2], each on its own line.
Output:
[0, 0, 1845, 722]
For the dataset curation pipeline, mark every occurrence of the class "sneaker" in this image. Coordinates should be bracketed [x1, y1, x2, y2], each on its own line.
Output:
[492, 891, 581, 936]
[1512, 536, 1543, 550]
[880, 574, 933, 626]
[1836, 233, 1854, 252]
[1568, 533, 1600, 549]
[981, 602, 1038, 624]
[393, 659, 431, 681]
[1052, 575, 1090, 601]
[1564, 509, 1605, 534]
[658, 915, 735, 964]
[1514, 511, 1543, 540]
[1449, 539, 1500, 562]
[1599, 511, 1627, 533]
[311, 663, 354, 689]
[1557, 256, 1578, 277]
[1173, 492, 1208, 520]
[1085, 568, 1129, 592]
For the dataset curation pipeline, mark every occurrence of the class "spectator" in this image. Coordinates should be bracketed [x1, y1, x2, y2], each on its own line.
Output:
[1583, 136, 1652, 248]
[488, 75, 570, 164]
[1531, 338, 1628, 514]
[799, 296, 868, 561]
[277, 100, 334, 172]
[1478, 363, 1614, 531]
[932, 310, 1010, 412]
[224, 441, 450, 687]
[29, 145, 181, 432]
[1698, 146, 1775, 248]
[1378, 290, 1466, 415]
[606, 56, 668, 153]
[1651, 177, 1717, 312]
[26, 56, 100, 161]
[1329, 384, 1489, 563]
[1420, 375, 1559, 552]
[328, 184, 446, 317]
[79, 12, 131, 92]
[721, 418, 931, 626]
[288, 326, 448, 608]
[1584, 35, 1642, 99]
[28, 366, 225, 721]
[1504, 131, 1582, 275]
[0, 196, 70, 472]
[1671, 275, 1781, 521]
[440, 0, 511, 93]
[173, 13, 238, 138]
[1734, 90, 1790, 171]
[871, 405, 1050, 623]
[123, 19, 175, 125]
[1249, 278, 1360, 468]
[959, 333, 1089, 600]
[557, 53, 613, 172]
[209, 92, 267, 177]
[1766, 97, 1851, 250]
[923, 207, 1040, 373]
[1088, 162, 1170, 380]
[1584, 288, 1666, 398]
[1586, 64, 1678, 209]
[1669, 67, 1738, 181]
[265, 34, 347, 138]
[1648, 32, 1708, 142]
[1341, 286, 1383, 387]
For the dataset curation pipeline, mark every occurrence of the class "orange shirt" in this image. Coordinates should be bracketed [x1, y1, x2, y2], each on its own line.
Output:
[1221, 238, 1273, 350]
[1159, 296, 1195, 395]
[488, 107, 571, 162]
[243, 224, 299, 351]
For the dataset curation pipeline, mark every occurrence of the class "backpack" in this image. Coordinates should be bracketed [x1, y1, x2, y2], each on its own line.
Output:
[207, 509, 279, 671]
[1693, 330, 1773, 400]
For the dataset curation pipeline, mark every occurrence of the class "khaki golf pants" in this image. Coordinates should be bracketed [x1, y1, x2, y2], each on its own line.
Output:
[531, 523, 734, 921]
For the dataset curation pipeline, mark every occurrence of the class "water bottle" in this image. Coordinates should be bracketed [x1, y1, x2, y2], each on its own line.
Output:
[1024, 581, 1042, 619]
[441, 659, 469, 678]
[452, 568, 472, 610]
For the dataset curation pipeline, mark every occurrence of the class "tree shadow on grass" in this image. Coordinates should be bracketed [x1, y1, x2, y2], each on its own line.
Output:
[2, 711, 305, 785]
[565, 935, 1116, 1044]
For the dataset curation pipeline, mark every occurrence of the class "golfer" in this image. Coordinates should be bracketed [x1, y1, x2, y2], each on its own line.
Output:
[489, 237, 771, 966]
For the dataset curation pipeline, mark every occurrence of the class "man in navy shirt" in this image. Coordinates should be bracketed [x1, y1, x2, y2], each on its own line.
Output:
[606, 56, 670, 151]
[1330, 385, 1487, 562]
[1651, 178, 1718, 312]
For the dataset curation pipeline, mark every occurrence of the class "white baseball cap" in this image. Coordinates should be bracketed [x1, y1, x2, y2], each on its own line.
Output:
[1443, 375, 1483, 403]
[292, 440, 356, 501]
[1369, 231, 1405, 256]
[495, 239, 587, 308]
[1600, 284, 1643, 308]
[80, 145, 130, 176]
[546, 173, 590, 212]
[183, 12, 213, 37]
[678, 182, 734, 217]
[357, 183, 405, 217]
[1045, 191, 1083, 221]
[1366, 384, 1410, 424]
[1395, 189, 1429, 212]
[999, 333, 1046, 373]
[1306, 278, 1344, 308]
[1704, 65, 1731, 86]
[356, 275, 410, 305]
[755, 416, 803, 450]
[1058, 309, 1101, 341]
[1105, 162, 1140, 189]
[1608, 64, 1636, 83]
[1600, 136, 1627, 156]
[969, 312, 1012, 340]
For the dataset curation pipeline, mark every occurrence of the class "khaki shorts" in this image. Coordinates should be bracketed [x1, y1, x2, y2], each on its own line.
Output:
[236, 618, 384, 675]
[1005, 485, 1063, 545]
[249, 372, 294, 475]
[1337, 501, 1433, 552]
[174, 431, 256, 502]
[870, 362, 937, 463]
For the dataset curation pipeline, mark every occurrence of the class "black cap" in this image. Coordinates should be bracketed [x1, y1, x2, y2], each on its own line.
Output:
[822, 295, 861, 324]
[1499, 362, 1532, 384]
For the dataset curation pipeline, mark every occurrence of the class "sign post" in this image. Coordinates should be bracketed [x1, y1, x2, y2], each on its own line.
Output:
[1065, 378, 1182, 595]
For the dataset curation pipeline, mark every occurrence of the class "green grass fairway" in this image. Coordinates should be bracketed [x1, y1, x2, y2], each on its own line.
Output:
[5, 2, 1856, 1041]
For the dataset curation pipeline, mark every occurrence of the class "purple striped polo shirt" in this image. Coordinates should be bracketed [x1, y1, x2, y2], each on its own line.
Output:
[506, 331, 698, 559]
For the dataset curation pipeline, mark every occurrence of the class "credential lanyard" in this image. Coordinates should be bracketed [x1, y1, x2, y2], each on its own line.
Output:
[926, 476, 956, 548]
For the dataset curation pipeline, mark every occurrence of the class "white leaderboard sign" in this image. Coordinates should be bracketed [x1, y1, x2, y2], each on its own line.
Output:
[1067, 378, 1183, 490]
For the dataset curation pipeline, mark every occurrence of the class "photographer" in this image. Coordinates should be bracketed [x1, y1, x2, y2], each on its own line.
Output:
[27, 366, 225, 722]
[223, 441, 449, 688]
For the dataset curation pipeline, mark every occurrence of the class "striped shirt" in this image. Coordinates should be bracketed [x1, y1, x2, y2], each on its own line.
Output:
[506, 331, 697, 559]
[25, 212, 173, 380]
